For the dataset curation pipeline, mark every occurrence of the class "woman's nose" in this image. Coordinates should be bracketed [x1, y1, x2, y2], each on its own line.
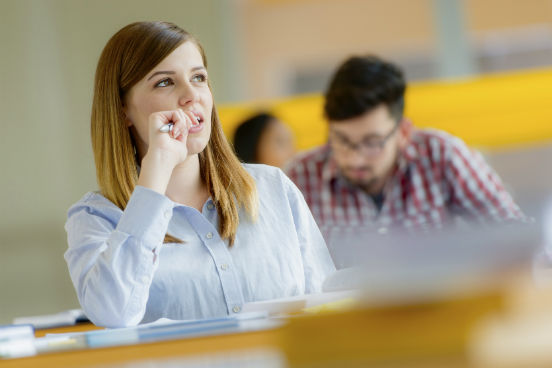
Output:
[177, 83, 199, 106]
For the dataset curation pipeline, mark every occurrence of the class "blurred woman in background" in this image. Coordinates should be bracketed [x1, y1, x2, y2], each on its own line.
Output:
[233, 112, 296, 169]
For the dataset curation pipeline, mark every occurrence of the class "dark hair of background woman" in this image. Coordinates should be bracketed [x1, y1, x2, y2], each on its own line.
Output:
[233, 112, 275, 163]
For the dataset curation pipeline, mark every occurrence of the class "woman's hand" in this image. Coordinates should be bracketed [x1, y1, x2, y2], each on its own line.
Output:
[147, 109, 194, 165]
[137, 109, 197, 194]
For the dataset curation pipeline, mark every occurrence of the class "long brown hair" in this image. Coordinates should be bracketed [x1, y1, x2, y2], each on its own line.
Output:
[91, 21, 257, 245]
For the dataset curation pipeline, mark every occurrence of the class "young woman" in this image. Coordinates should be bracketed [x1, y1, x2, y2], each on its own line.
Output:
[233, 112, 296, 169]
[64, 21, 335, 328]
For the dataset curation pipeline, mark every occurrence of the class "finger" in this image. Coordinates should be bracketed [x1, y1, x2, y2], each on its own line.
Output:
[152, 110, 187, 139]
[183, 110, 200, 127]
[150, 110, 177, 136]
[171, 109, 191, 140]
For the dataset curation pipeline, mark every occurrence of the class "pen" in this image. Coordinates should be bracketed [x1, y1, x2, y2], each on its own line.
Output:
[159, 116, 200, 133]
[159, 123, 174, 133]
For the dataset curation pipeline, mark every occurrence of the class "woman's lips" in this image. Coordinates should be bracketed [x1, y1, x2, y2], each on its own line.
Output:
[188, 116, 204, 134]
[191, 115, 200, 126]
[190, 110, 203, 125]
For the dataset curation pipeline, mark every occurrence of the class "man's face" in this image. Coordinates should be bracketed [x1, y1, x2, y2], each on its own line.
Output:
[328, 104, 407, 194]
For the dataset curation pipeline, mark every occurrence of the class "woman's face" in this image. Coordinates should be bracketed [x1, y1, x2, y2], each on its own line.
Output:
[123, 41, 213, 159]
[257, 119, 296, 169]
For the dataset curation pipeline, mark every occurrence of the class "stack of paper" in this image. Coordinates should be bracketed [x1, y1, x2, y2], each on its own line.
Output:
[12, 309, 88, 329]
[0, 324, 35, 359]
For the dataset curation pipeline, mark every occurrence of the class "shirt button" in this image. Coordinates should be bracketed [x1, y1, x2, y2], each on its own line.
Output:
[377, 227, 388, 235]
[220, 263, 229, 271]
[232, 305, 241, 313]
[164, 209, 172, 219]
[206, 232, 213, 239]
[207, 203, 215, 210]
[140, 276, 149, 283]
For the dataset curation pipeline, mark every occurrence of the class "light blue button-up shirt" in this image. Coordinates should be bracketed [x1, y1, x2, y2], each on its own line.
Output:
[65, 164, 335, 327]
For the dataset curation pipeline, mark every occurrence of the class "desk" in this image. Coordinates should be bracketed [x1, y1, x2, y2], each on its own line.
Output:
[3, 321, 468, 368]
[5, 283, 552, 368]
[6, 325, 284, 368]
[0, 292, 502, 368]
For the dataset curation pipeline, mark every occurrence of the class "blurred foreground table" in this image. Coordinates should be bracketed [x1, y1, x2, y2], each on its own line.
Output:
[5, 277, 552, 367]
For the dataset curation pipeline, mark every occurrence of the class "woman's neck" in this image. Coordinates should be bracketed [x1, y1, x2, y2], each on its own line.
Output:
[165, 154, 209, 210]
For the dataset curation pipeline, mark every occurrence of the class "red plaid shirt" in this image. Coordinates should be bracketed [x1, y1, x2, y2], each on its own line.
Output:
[286, 129, 526, 239]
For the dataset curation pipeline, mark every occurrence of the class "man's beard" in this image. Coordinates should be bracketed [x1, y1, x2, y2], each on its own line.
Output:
[341, 167, 382, 194]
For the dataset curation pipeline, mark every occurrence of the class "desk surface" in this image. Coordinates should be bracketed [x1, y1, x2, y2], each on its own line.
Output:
[5, 285, 552, 368]
[7, 325, 283, 368]
[0, 292, 500, 368]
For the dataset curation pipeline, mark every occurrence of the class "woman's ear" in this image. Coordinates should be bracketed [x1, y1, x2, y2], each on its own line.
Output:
[397, 117, 413, 150]
[122, 105, 133, 127]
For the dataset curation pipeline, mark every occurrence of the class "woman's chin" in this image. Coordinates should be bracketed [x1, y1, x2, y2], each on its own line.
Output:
[186, 140, 209, 156]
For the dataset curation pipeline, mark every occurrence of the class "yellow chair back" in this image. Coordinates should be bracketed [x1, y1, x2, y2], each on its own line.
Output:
[218, 67, 552, 151]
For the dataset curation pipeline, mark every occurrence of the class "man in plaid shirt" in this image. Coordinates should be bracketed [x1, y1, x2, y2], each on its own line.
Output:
[286, 55, 526, 243]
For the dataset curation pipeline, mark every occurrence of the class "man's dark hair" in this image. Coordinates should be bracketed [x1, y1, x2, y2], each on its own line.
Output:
[324, 55, 406, 122]
[232, 112, 275, 163]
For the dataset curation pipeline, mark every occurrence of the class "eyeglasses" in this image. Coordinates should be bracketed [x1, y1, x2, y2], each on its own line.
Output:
[330, 124, 400, 157]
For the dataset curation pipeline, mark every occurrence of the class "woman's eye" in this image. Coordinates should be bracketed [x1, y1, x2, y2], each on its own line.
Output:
[155, 78, 173, 88]
[191, 74, 207, 83]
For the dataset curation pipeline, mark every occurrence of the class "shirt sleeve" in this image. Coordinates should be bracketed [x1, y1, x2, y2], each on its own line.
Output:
[64, 186, 174, 327]
[281, 172, 336, 293]
[442, 136, 526, 222]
